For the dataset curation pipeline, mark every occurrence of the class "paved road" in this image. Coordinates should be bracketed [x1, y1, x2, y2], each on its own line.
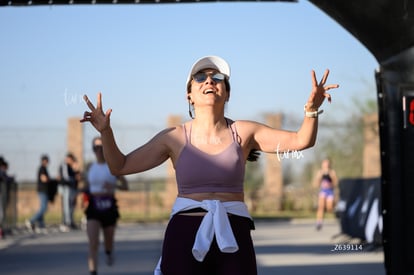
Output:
[0, 219, 385, 275]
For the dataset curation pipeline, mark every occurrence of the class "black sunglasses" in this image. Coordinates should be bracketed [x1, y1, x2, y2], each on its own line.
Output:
[192, 72, 226, 83]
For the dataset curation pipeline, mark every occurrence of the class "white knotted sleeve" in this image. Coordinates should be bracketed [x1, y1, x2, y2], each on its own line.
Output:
[154, 198, 252, 274]
[192, 200, 238, 261]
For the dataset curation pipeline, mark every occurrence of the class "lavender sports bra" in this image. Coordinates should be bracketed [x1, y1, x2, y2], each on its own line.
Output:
[175, 119, 245, 194]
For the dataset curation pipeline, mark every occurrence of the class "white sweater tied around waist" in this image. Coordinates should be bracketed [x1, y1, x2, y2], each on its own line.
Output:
[154, 197, 252, 275]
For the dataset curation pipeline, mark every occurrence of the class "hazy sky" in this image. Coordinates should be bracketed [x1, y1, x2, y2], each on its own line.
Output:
[0, 1, 379, 181]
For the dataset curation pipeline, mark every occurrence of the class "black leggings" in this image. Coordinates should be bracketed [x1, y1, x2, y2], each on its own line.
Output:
[160, 214, 257, 275]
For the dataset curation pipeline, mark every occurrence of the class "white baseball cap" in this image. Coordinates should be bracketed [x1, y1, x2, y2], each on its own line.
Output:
[186, 55, 231, 88]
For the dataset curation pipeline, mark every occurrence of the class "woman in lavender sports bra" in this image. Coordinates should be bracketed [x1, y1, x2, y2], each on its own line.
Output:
[81, 55, 339, 275]
[313, 158, 338, 231]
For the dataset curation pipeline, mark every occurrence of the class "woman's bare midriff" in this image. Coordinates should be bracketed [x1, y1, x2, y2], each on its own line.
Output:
[178, 192, 244, 202]
[177, 192, 244, 216]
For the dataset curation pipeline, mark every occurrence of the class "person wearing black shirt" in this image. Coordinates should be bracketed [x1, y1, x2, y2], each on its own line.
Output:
[26, 155, 50, 232]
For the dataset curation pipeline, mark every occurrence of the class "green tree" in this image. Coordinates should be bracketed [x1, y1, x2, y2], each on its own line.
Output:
[306, 92, 378, 182]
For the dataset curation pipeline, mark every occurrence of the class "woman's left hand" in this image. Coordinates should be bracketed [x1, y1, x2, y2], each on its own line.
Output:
[306, 69, 339, 111]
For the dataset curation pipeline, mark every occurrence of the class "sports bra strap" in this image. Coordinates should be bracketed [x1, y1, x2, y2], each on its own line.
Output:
[226, 119, 239, 144]
[182, 124, 189, 143]
[182, 118, 239, 145]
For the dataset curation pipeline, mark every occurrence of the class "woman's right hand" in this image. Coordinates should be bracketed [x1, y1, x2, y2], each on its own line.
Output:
[80, 92, 112, 133]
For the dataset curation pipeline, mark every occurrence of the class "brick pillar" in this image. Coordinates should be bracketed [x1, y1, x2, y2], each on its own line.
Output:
[363, 113, 381, 178]
[67, 117, 83, 169]
[163, 115, 183, 209]
[258, 113, 283, 212]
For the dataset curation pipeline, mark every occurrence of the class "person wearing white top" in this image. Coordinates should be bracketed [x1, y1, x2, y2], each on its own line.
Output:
[84, 137, 128, 275]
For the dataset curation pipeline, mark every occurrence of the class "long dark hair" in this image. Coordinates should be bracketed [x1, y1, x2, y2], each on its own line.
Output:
[247, 149, 260, 162]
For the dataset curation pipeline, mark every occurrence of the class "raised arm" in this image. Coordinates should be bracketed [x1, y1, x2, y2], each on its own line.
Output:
[241, 69, 339, 154]
[295, 69, 339, 150]
[80, 92, 172, 176]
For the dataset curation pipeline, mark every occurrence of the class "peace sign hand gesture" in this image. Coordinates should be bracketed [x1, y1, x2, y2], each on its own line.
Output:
[305, 69, 339, 111]
[80, 92, 112, 133]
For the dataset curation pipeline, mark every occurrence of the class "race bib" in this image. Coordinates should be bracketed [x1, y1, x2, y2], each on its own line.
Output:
[93, 197, 113, 211]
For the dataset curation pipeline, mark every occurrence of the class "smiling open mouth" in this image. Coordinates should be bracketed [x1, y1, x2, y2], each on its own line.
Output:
[203, 89, 215, 94]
